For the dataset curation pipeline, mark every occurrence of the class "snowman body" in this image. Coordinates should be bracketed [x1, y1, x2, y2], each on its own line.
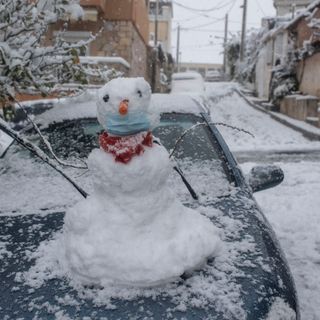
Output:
[62, 78, 220, 287]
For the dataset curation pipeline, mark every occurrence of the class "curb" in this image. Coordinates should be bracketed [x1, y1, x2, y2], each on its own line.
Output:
[235, 89, 320, 141]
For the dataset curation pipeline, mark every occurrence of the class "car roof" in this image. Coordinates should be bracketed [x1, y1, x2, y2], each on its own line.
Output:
[172, 72, 204, 80]
[151, 93, 208, 115]
[34, 91, 209, 128]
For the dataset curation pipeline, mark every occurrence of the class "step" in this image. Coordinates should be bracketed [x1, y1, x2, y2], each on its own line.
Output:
[306, 117, 320, 128]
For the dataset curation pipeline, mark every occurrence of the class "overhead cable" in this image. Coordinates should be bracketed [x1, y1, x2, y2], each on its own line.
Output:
[172, 0, 235, 12]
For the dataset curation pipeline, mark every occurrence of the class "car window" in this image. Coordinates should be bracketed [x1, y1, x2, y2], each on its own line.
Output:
[153, 113, 233, 202]
[0, 113, 233, 214]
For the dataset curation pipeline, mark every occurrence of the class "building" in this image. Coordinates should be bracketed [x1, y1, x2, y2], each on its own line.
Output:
[148, 0, 173, 53]
[45, 0, 150, 80]
[255, 2, 320, 126]
[273, 0, 312, 16]
[148, 0, 174, 92]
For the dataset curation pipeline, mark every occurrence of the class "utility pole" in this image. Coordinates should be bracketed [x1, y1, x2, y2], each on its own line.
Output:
[240, 0, 247, 62]
[176, 24, 181, 72]
[154, 0, 159, 47]
[151, 0, 159, 93]
[291, 3, 296, 19]
[223, 13, 228, 73]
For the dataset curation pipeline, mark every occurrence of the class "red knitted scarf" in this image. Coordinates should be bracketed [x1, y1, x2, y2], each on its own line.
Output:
[99, 131, 153, 164]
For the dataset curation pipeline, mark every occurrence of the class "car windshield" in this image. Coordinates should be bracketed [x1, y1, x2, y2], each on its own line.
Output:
[0, 113, 233, 214]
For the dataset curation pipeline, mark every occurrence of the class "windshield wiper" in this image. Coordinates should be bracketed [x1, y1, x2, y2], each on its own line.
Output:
[173, 165, 198, 200]
[153, 139, 198, 201]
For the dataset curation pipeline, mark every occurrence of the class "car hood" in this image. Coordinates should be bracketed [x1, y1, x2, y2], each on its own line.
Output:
[0, 188, 298, 320]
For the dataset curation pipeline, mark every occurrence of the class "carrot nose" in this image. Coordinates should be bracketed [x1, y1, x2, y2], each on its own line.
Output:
[119, 99, 129, 115]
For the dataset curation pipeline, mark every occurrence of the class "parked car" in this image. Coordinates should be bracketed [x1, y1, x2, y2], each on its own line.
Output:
[170, 72, 208, 107]
[0, 95, 299, 319]
[205, 69, 222, 82]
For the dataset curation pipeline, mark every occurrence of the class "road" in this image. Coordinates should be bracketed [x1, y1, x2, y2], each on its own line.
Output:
[206, 82, 320, 320]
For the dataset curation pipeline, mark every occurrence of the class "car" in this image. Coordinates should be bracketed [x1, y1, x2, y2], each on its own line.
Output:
[170, 72, 208, 107]
[0, 94, 299, 319]
[205, 69, 222, 82]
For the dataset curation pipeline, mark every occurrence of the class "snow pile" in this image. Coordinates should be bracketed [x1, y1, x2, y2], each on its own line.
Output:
[60, 145, 220, 286]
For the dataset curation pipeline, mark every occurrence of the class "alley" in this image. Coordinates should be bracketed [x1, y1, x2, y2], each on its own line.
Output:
[206, 82, 320, 320]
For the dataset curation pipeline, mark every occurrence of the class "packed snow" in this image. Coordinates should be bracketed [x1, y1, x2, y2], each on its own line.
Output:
[40, 145, 220, 287]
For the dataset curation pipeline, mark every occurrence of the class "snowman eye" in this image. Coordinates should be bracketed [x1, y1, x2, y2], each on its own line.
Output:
[137, 90, 142, 98]
[103, 94, 109, 102]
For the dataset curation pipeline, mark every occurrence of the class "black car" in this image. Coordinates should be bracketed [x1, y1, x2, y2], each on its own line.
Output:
[0, 95, 299, 319]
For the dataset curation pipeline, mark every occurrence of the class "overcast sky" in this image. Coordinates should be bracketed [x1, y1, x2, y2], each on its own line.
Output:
[171, 0, 276, 64]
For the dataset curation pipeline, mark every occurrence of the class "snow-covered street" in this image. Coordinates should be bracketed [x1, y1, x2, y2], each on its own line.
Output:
[206, 82, 320, 320]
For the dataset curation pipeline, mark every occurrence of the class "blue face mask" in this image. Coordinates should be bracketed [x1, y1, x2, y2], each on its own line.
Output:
[106, 111, 150, 136]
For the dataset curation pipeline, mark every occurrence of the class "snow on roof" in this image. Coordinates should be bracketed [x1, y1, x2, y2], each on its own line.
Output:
[262, 0, 320, 44]
[79, 56, 130, 68]
[35, 91, 98, 128]
[172, 72, 203, 80]
[35, 91, 206, 128]
[150, 93, 207, 115]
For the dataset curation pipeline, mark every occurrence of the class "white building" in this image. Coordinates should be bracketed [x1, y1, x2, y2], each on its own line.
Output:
[273, 0, 312, 16]
[149, 0, 173, 54]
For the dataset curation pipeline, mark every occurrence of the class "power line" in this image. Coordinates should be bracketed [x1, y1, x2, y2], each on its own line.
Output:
[172, 0, 235, 13]
[254, 0, 266, 16]
[181, 18, 225, 30]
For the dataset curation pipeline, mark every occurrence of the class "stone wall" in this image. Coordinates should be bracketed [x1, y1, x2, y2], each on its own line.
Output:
[280, 94, 319, 120]
[297, 52, 320, 98]
[295, 8, 320, 48]
[99, 21, 148, 79]
[47, 19, 148, 80]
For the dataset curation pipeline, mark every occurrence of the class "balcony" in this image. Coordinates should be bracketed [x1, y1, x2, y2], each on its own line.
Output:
[80, 0, 106, 13]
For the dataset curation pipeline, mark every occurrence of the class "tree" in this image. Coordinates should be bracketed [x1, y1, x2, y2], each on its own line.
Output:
[0, 0, 91, 102]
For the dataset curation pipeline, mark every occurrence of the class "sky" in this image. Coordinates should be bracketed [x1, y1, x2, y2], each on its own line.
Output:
[171, 0, 276, 64]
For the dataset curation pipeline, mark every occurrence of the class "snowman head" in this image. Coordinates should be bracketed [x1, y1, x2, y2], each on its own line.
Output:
[97, 77, 152, 136]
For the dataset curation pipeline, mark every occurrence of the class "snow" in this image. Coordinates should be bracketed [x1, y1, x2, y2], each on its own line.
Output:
[36, 90, 98, 128]
[206, 82, 320, 153]
[35, 90, 208, 129]
[79, 56, 130, 68]
[270, 111, 320, 136]
[96, 77, 157, 131]
[2, 80, 319, 317]
[151, 93, 208, 114]
[242, 161, 320, 320]
[265, 297, 296, 320]
[39, 145, 220, 287]
[206, 82, 320, 320]
[170, 72, 206, 97]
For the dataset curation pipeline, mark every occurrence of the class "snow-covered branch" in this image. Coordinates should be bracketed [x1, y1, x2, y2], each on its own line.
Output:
[0, 0, 115, 102]
[0, 117, 88, 198]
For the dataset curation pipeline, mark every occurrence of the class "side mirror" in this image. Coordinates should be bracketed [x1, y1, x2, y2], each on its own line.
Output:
[248, 165, 284, 193]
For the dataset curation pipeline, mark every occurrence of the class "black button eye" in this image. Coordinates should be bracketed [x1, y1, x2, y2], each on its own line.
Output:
[137, 90, 142, 98]
[103, 94, 109, 102]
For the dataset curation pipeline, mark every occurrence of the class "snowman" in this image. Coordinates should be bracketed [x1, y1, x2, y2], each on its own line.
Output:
[62, 77, 220, 287]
